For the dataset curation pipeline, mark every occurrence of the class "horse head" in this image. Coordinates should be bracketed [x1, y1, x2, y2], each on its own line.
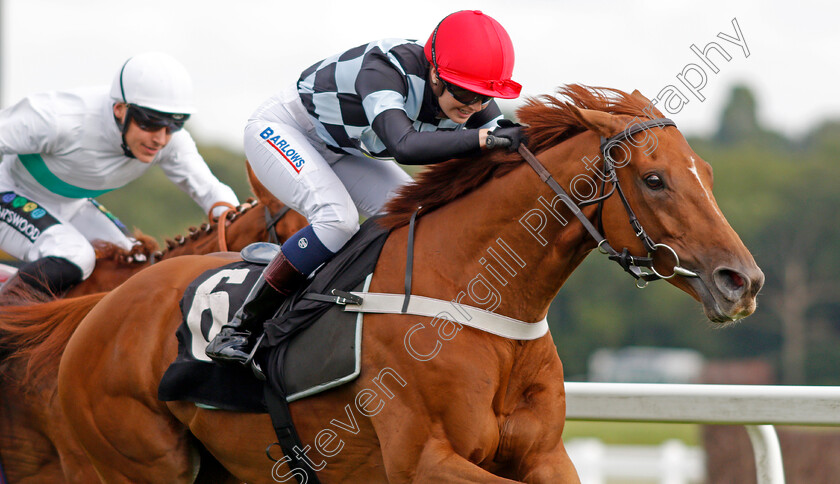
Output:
[562, 87, 764, 323]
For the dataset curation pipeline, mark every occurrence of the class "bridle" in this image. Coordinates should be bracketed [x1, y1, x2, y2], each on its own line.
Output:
[512, 118, 699, 288]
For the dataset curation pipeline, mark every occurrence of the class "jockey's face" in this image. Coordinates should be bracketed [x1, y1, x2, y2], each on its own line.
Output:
[113, 103, 173, 163]
[430, 67, 489, 124]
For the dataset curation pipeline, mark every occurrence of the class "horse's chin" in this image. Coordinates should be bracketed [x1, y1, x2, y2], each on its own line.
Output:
[685, 275, 753, 326]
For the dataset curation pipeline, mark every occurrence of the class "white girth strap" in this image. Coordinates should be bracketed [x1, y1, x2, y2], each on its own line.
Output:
[343, 292, 549, 341]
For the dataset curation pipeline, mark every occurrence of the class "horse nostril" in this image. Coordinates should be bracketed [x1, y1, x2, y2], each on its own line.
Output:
[713, 268, 748, 301]
[727, 270, 744, 290]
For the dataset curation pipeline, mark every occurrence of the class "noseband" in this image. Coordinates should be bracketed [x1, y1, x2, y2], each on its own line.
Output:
[514, 118, 699, 288]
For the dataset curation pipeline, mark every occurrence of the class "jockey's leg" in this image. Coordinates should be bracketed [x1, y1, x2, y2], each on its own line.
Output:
[68, 198, 134, 250]
[14, 256, 83, 296]
[205, 245, 308, 363]
[207, 118, 358, 364]
[329, 153, 413, 217]
[0, 200, 93, 299]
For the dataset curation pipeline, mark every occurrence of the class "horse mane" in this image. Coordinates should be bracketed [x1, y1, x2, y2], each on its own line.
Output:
[378, 84, 664, 229]
[92, 232, 159, 263]
[0, 292, 106, 390]
[89, 197, 260, 266]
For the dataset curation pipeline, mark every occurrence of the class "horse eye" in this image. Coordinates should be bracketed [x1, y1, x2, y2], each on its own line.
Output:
[644, 174, 665, 190]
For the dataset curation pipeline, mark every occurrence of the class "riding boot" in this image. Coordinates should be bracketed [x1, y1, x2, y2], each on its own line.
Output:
[205, 249, 306, 364]
[0, 257, 82, 304]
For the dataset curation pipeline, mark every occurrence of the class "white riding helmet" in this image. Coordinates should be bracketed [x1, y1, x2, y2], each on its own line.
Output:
[110, 52, 196, 114]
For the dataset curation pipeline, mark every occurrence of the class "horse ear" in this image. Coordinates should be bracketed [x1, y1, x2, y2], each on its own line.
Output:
[630, 89, 652, 105]
[568, 105, 625, 138]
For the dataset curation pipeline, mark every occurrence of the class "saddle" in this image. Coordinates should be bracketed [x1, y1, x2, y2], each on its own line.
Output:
[158, 217, 390, 411]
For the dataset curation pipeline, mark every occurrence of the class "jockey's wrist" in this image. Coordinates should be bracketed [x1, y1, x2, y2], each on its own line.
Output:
[479, 129, 490, 148]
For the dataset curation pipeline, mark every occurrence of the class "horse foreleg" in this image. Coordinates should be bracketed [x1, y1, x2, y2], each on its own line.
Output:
[516, 443, 581, 484]
[496, 382, 580, 483]
[406, 438, 523, 484]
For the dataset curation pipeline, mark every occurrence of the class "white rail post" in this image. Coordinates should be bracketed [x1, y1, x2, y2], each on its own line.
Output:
[745, 425, 785, 484]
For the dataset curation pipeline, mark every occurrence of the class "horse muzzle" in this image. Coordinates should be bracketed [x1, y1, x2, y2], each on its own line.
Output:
[688, 263, 765, 323]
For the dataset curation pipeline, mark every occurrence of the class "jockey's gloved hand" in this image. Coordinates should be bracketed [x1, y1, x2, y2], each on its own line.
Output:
[488, 119, 528, 151]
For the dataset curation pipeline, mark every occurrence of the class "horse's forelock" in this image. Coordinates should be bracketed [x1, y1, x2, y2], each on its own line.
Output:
[92, 232, 159, 264]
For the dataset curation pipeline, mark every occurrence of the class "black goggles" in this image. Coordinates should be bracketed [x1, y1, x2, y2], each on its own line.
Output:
[128, 105, 190, 133]
[439, 78, 493, 106]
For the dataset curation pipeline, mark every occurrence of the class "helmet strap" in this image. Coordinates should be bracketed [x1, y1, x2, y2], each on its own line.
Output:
[116, 58, 137, 158]
[429, 12, 458, 119]
[429, 14, 452, 75]
[115, 105, 136, 159]
[427, 67, 445, 119]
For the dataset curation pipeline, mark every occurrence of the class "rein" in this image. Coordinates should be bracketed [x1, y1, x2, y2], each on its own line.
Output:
[513, 118, 699, 288]
[209, 202, 238, 251]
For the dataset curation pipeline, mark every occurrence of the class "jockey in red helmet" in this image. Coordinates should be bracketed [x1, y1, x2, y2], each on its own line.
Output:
[207, 10, 526, 364]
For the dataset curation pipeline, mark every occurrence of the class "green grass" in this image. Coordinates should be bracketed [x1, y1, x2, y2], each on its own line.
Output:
[563, 420, 701, 446]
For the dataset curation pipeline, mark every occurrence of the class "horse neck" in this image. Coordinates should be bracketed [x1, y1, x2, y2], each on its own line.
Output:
[412, 137, 598, 322]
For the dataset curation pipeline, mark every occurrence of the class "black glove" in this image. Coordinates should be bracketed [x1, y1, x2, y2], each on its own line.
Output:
[488, 119, 527, 151]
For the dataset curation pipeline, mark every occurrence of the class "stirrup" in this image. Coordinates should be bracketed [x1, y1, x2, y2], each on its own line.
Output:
[205, 327, 253, 364]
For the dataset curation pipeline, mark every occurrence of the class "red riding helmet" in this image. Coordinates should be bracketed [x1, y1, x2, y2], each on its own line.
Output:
[424, 10, 522, 99]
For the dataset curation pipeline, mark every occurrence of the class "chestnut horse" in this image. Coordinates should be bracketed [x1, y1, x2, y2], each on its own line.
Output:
[51, 86, 762, 482]
[0, 165, 306, 482]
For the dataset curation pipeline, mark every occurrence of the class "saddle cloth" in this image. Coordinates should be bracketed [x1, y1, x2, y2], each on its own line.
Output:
[158, 218, 390, 411]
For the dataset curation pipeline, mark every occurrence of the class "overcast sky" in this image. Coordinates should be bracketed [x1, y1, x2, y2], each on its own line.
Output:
[3, 0, 837, 152]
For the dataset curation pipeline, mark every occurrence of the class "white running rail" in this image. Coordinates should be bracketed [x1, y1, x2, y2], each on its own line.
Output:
[564, 382, 840, 483]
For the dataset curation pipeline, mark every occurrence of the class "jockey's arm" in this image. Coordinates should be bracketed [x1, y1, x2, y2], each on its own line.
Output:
[0, 95, 60, 157]
[156, 130, 240, 218]
[371, 103, 502, 165]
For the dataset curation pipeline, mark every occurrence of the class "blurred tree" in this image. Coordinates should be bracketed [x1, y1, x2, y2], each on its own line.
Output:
[754, 139, 840, 383]
[714, 85, 760, 144]
[713, 84, 788, 150]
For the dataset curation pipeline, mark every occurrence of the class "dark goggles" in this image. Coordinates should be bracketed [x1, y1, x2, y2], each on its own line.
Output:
[440, 78, 493, 106]
[128, 105, 190, 133]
